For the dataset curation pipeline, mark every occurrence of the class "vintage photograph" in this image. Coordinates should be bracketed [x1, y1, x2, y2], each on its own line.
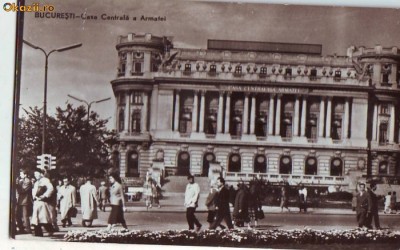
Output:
[9, 0, 400, 248]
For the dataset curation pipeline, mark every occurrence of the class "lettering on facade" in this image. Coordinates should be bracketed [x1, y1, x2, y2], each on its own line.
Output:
[220, 85, 309, 94]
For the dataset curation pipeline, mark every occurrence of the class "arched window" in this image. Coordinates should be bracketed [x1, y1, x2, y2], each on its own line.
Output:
[378, 161, 389, 175]
[202, 153, 216, 176]
[228, 154, 241, 172]
[177, 152, 190, 176]
[330, 158, 343, 176]
[279, 156, 292, 174]
[254, 155, 267, 173]
[305, 157, 317, 175]
[126, 151, 139, 177]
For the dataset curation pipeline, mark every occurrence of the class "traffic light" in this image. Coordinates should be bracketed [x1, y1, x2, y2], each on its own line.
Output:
[50, 155, 57, 169]
[36, 155, 43, 169]
[42, 154, 51, 170]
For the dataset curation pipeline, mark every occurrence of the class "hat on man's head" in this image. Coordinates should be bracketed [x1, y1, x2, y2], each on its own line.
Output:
[187, 174, 194, 180]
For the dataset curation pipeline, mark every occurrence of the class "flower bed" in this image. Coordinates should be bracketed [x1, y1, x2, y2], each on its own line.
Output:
[65, 228, 400, 246]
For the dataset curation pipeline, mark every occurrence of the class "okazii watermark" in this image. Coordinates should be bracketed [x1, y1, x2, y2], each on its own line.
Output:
[3, 2, 55, 12]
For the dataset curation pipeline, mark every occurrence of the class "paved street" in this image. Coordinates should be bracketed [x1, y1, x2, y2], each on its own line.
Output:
[14, 204, 400, 242]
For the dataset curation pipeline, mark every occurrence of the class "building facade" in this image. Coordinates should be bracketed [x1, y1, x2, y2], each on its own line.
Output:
[110, 33, 400, 191]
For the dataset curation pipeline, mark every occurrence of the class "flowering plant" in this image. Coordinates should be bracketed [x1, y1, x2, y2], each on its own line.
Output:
[65, 228, 400, 246]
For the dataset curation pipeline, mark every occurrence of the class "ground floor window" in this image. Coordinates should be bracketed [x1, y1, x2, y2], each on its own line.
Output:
[280, 156, 292, 174]
[202, 153, 216, 176]
[330, 158, 343, 176]
[305, 157, 317, 175]
[254, 155, 267, 173]
[126, 151, 139, 177]
[177, 152, 191, 176]
[378, 161, 389, 175]
[228, 154, 241, 172]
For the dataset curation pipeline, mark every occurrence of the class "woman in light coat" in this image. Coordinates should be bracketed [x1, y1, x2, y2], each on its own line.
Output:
[79, 176, 99, 227]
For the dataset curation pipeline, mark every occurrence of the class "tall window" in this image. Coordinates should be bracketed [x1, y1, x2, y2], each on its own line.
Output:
[126, 151, 139, 177]
[255, 115, 268, 137]
[331, 118, 342, 140]
[177, 152, 191, 176]
[281, 114, 293, 138]
[285, 67, 292, 78]
[235, 65, 242, 74]
[185, 63, 191, 72]
[202, 153, 216, 176]
[334, 70, 341, 81]
[118, 52, 126, 77]
[228, 154, 241, 172]
[254, 155, 267, 173]
[380, 104, 389, 115]
[306, 115, 318, 140]
[279, 156, 292, 174]
[209, 64, 217, 73]
[330, 158, 343, 176]
[132, 92, 142, 104]
[305, 157, 317, 175]
[379, 123, 388, 145]
[132, 52, 144, 75]
[131, 110, 141, 133]
[118, 108, 125, 132]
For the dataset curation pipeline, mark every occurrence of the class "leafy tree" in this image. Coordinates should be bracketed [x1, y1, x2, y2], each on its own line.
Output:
[15, 104, 117, 178]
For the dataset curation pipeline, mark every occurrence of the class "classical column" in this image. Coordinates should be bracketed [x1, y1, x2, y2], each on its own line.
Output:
[199, 91, 206, 133]
[293, 96, 300, 136]
[243, 93, 249, 135]
[150, 85, 159, 131]
[318, 97, 325, 137]
[250, 95, 256, 134]
[141, 92, 148, 133]
[389, 104, 396, 143]
[372, 103, 378, 141]
[343, 98, 350, 139]
[300, 96, 307, 137]
[275, 94, 281, 136]
[173, 90, 180, 131]
[124, 92, 130, 132]
[217, 92, 224, 133]
[325, 97, 332, 138]
[224, 92, 231, 133]
[268, 95, 275, 135]
[192, 90, 199, 132]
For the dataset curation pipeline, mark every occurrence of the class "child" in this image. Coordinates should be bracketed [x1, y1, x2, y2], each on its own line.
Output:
[384, 192, 391, 214]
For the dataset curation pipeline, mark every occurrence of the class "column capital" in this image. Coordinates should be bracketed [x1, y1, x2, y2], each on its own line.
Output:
[193, 89, 200, 94]
[276, 93, 283, 99]
[269, 93, 276, 99]
[200, 90, 206, 96]
[244, 92, 251, 97]
[175, 89, 181, 94]
[219, 90, 225, 96]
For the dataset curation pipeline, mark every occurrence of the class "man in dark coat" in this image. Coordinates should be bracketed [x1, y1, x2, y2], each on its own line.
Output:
[209, 177, 234, 229]
[356, 183, 371, 228]
[16, 168, 33, 234]
[366, 182, 381, 229]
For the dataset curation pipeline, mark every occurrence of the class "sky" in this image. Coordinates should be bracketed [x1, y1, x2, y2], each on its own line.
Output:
[20, 0, 400, 130]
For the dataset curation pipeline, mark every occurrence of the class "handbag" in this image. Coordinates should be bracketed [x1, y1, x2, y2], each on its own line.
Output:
[256, 208, 265, 219]
[68, 207, 78, 218]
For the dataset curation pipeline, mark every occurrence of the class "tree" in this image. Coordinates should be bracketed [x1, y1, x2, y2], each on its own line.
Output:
[16, 104, 117, 178]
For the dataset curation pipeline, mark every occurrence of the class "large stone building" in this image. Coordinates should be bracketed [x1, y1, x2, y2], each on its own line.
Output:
[110, 33, 400, 191]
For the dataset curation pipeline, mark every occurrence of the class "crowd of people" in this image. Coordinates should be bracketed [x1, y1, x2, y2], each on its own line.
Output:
[15, 168, 128, 236]
[15, 167, 399, 236]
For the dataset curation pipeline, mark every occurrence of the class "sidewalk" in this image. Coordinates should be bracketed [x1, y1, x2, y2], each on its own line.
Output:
[116, 194, 400, 216]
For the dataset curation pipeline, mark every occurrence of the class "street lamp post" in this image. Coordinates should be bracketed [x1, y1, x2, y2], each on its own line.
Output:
[23, 40, 82, 154]
[67, 94, 111, 123]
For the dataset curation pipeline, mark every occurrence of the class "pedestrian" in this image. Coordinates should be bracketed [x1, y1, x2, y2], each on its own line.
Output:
[366, 182, 381, 229]
[352, 190, 358, 212]
[107, 173, 127, 230]
[356, 183, 371, 228]
[205, 184, 225, 229]
[16, 168, 33, 234]
[79, 176, 99, 227]
[280, 186, 290, 212]
[184, 175, 202, 231]
[209, 177, 234, 230]
[298, 184, 307, 213]
[144, 179, 153, 208]
[30, 168, 55, 236]
[391, 191, 397, 213]
[98, 181, 109, 212]
[384, 192, 392, 214]
[151, 181, 161, 208]
[45, 172, 60, 232]
[58, 176, 76, 227]
[248, 182, 261, 228]
[233, 181, 250, 228]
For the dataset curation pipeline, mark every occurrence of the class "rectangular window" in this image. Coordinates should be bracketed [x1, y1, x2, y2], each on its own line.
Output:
[379, 123, 388, 145]
[382, 73, 390, 85]
[131, 111, 141, 133]
[310, 69, 317, 81]
[118, 53, 126, 77]
[285, 68, 292, 77]
[132, 92, 142, 104]
[185, 64, 191, 72]
[235, 66, 242, 74]
[380, 104, 389, 115]
[334, 70, 341, 81]
[210, 64, 217, 73]
[131, 62, 143, 75]
[259, 67, 267, 78]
